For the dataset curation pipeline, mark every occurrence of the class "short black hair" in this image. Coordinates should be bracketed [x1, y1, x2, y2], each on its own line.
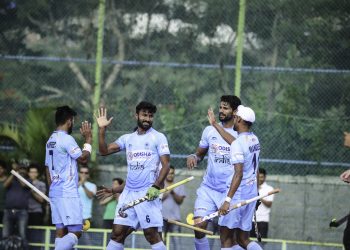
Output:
[259, 168, 266, 175]
[113, 177, 124, 185]
[55, 106, 77, 126]
[136, 101, 157, 114]
[28, 164, 40, 172]
[221, 95, 241, 110]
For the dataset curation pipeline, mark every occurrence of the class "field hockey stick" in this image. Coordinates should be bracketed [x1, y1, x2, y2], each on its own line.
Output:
[11, 170, 50, 202]
[119, 176, 194, 218]
[11, 170, 91, 231]
[195, 188, 280, 225]
[329, 213, 349, 228]
[253, 211, 262, 242]
[164, 218, 213, 235]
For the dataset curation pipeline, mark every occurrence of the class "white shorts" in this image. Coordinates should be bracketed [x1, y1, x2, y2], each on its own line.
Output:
[114, 188, 163, 229]
[194, 184, 225, 218]
[50, 197, 83, 226]
[219, 183, 258, 231]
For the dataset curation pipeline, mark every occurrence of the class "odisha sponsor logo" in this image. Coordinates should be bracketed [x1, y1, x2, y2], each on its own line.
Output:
[130, 162, 145, 170]
[217, 145, 230, 151]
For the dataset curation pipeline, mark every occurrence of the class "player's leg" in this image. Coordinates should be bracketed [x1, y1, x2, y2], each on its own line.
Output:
[236, 201, 262, 250]
[135, 192, 165, 250]
[106, 224, 133, 250]
[107, 189, 140, 249]
[193, 185, 220, 250]
[51, 197, 83, 250]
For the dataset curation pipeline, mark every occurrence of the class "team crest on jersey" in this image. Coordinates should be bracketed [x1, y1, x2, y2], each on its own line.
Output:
[145, 143, 149, 149]
[128, 144, 132, 150]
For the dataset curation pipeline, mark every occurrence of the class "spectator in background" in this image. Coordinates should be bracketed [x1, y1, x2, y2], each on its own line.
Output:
[78, 165, 97, 226]
[162, 166, 186, 240]
[0, 160, 8, 222]
[340, 131, 350, 250]
[28, 164, 46, 226]
[2, 162, 31, 249]
[250, 168, 274, 240]
[100, 177, 124, 229]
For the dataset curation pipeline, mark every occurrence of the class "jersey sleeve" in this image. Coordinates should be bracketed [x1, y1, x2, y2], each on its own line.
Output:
[65, 135, 82, 160]
[175, 185, 186, 197]
[198, 126, 211, 148]
[157, 133, 170, 156]
[115, 134, 127, 151]
[230, 139, 244, 164]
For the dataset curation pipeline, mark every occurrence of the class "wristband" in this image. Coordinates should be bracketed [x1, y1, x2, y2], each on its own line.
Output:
[152, 184, 160, 190]
[225, 196, 232, 203]
[83, 143, 92, 154]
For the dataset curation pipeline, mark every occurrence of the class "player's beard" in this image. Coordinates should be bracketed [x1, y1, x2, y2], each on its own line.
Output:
[68, 123, 73, 135]
[137, 118, 152, 131]
[219, 112, 234, 123]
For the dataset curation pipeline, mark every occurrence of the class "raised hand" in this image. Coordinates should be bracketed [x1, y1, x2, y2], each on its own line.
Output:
[80, 121, 92, 140]
[207, 107, 216, 126]
[95, 107, 113, 128]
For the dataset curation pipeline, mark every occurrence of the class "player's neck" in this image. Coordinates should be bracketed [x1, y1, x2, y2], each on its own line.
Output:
[56, 125, 68, 133]
[221, 120, 234, 128]
[137, 127, 151, 135]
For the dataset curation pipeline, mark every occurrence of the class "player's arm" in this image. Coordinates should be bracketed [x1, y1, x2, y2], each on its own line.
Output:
[219, 163, 243, 215]
[3, 163, 19, 188]
[45, 167, 51, 187]
[77, 121, 92, 164]
[187, 147, 208, 169]
[154, 154, 170, 188]
[207, 107, 235, 144]
[95, 107, 120, 156]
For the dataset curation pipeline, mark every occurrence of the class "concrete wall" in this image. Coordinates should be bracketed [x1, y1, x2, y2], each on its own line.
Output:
[92, 165, 350, 244]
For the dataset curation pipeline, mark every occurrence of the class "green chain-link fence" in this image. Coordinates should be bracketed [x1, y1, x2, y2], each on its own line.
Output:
[1, 0, 350, 175]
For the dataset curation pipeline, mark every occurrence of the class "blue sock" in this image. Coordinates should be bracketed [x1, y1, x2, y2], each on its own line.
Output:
[55, 233, 78, 250]
[195, 237, 210, 250]
[247, 241, 262, 250]
[151, 241, 166, 250]
[106, 240, 124, 250]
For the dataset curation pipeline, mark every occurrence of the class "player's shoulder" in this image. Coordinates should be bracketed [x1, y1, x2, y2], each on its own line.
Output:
[149, 128, 167, 138]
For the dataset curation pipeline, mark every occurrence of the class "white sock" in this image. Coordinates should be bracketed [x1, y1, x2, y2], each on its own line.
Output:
[55, 233, 78, 250]
[151, 241, 166, 250]
[106, 240, 124, 250]
[247, 242, 262, 250]
[194, 237, 210, 250]
[231, 245, 245, 250]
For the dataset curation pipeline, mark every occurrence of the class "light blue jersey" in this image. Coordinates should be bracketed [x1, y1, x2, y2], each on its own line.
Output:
[228, 131, 260, 197]
[200, 124, 238, 192]
[45, 130, 82, 198]
[115, 127, 170, 191]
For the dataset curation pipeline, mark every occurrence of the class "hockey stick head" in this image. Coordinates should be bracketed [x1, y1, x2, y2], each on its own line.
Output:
[329, 219, 339, 228]
[118, 206, 128, 218]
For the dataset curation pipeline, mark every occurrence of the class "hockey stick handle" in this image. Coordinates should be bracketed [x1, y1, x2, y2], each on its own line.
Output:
[11, 170, 50, 203]
[120, 176, 194, 212]
[164, 218, 213, 235]
[196, 188, 281, 224]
